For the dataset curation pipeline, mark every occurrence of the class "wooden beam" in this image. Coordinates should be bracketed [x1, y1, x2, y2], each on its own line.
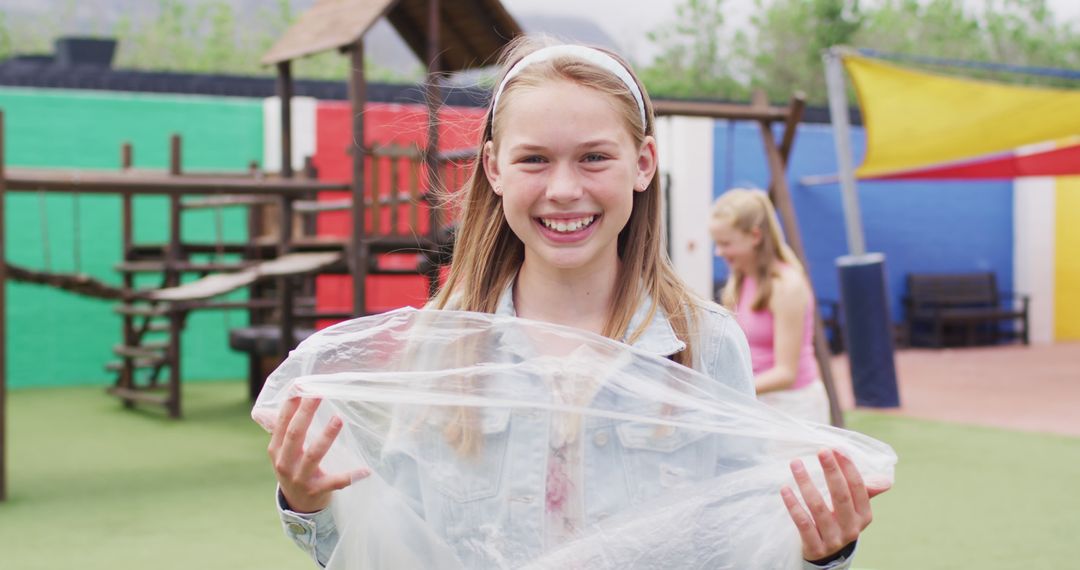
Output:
[4, 168, 349, 195]
[653, 99, 790, 121]
[424, 0, 445, 297]
[779, 93, 806, 164]
[753, 91, 845, 428]
[349, 39, 368, 317]
[277, 193, 296, 359]
[119, 141, 135, 404]
[167, 135, 183, 289]
[277, 61, 295, 179]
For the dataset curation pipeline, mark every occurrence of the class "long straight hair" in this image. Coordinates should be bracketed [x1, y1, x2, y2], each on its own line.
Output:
[711, 188, 803, 311]
[432, 36, 700, 368]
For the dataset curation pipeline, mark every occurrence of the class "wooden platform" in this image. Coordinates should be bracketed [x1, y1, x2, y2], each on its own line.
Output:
[148, 252, 342, 302]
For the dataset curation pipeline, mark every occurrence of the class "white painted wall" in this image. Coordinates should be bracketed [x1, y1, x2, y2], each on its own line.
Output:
[262, 96, 317, 173]
[1014, 176, 1056, 343]
[655, 116, 715, 300]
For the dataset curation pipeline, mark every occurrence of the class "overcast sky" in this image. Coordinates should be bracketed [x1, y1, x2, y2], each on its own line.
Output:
[502, 0, 1080, 64]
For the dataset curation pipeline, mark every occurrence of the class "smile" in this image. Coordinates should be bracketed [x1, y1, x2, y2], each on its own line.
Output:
[538, 215, 597, 233]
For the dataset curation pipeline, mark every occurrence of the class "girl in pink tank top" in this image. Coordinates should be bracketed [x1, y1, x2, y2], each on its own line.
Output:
[709, 189, 829, 424]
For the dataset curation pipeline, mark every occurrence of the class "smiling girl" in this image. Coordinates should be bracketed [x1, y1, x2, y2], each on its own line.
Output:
[266, 38, 881, 569]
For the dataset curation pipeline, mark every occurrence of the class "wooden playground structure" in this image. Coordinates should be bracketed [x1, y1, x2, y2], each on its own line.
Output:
[0, 0, 837, 502]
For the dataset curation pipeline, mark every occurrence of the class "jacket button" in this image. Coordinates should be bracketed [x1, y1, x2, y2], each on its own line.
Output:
[286, 522, 309, 536]
[593, 432, 609, 447]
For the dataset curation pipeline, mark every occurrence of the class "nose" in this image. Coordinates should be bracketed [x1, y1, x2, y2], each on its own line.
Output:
[545, 162, 583, 202]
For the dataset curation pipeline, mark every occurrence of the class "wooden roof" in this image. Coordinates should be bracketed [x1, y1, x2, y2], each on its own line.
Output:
[261, 0, 522, 71]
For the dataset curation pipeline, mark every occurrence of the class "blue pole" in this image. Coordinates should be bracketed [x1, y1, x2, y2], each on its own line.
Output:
[825, 48, 901, 408]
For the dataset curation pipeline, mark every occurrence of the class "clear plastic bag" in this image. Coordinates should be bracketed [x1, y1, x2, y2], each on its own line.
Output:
[253, 308, 896, 570]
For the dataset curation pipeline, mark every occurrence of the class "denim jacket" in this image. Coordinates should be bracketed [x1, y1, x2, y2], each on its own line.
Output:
[277, 284, 856, 569]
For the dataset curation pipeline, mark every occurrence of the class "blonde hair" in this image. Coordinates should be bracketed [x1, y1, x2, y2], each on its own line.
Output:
[710, 188, 802, 311]
[433, 36, 698, 364]
[430, 37, 700, 454]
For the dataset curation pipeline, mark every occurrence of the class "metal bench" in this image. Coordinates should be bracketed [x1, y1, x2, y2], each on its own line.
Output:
[904, 272, 1029, 348]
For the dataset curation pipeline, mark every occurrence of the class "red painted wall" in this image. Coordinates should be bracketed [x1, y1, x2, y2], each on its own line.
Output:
[312, 102, 485, 321]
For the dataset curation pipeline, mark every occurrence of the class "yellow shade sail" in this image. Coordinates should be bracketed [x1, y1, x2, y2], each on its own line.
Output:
[844, 54, 1080, 179]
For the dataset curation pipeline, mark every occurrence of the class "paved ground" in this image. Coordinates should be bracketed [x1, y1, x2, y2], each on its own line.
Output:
[829, 342, 1080, 437]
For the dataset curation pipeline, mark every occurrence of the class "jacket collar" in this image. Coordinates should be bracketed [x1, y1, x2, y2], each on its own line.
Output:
[494, 280, 686, 358]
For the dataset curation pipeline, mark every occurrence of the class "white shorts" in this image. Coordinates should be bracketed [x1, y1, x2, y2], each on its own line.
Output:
[758, 380, 830, 425]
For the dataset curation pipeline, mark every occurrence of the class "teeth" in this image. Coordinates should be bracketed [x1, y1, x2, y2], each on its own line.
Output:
[541, 216, 595, 233]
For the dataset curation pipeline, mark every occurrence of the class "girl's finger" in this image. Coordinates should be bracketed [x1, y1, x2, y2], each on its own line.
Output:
[278, 398, 322, 464]
[268, 396, 302, 453]
[791, 458, 842, 549]
[833, 448, 872, 517]
[819, 450, 859, 534]
[781, 485, 824, 558]
[319, 468, 373, 494]
[298, 415, 345, 481]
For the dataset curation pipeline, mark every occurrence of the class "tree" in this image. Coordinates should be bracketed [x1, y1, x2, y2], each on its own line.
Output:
[645, 0, 1080, 104]
[639, 0, 747, 100]
[745, 0, 863, 103]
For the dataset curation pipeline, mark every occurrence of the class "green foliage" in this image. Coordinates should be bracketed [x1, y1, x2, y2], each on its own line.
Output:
[639, 0, 747, 100]
[742, 0, 863, 103]
[644, 0, 1080, 103]
[0, 12, 12, 62]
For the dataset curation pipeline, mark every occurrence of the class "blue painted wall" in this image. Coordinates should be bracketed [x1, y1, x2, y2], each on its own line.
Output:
[711, 121, 1014, 323]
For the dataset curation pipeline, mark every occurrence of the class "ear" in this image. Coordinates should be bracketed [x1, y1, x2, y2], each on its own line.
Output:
[482, 140, 502, 196]
[749, 226, 764, 246]
[634, 135, 658, 192]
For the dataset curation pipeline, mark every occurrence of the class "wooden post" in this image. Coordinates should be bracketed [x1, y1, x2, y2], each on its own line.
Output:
[424, 0, 444, 297]
[276, 60, 297, 359]
[777, 94, 806, 168]
[752, 91, 845, 428]
[277, 193, 295, 360]
[119, 142, 135, 404]
[0, 110, 8, 501]
[349, 40, 367, 317]
[167, 134, 182, 288]
[120, 142, 134, 257]
[301, 155, 318, 237]
[277, 61, 294, 179]
[166, 134, 182, 418]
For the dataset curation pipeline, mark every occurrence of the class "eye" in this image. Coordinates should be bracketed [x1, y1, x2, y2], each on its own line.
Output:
[582, 152, 608, 162]
[518, 155, 546, 164]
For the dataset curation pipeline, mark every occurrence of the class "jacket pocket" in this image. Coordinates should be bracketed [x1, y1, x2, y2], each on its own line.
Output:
[616, 422, 709, 453]
[422, 408, 511, 503]
[615, 421, 716, 503]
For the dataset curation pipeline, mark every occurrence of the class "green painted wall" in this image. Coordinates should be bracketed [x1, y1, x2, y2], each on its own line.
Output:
[1, 87, 263, 388]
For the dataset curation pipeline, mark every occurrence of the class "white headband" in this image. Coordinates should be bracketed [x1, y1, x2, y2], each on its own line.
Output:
[491, 45, 648, 129]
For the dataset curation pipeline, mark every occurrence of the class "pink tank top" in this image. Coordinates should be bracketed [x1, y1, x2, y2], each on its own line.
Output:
[734, 271, 818, 389]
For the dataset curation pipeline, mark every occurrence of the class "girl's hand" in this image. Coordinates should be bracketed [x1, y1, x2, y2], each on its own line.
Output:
[781, 449, 890, 562]
[267, 396, 370, 513]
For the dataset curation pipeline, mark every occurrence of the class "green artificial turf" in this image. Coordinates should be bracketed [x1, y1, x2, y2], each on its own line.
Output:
[1, 382, 310, 570]
[2, 382, 1077, 569]
[843, 411, 1080, 569]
